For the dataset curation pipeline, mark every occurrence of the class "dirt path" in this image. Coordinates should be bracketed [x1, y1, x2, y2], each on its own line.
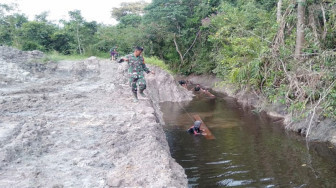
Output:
[0, 47, 191, 187]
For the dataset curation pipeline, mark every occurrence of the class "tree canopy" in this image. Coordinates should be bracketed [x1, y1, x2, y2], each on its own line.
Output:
[111, 1, 148, 21]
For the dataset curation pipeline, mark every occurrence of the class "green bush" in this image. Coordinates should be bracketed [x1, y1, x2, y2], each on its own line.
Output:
[209, 1, 273, 89]
[145, 56, 172, 74]
[22, 41, 45, 51]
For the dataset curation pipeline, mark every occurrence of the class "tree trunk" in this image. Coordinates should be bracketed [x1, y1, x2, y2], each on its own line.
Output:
[76, 25, 82, 55]
[277, 0, 283, 23]
[272, 3, 294, 55]
[173, 33, 184, 69]
[308, 5, 319, 44]
[320, 3, 327, 40]
[183, 30, 200, 59]
[295, 0, 306, 59]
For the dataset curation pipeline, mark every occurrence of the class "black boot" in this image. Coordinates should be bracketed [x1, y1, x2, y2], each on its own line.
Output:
[133, 92, 138, 102]
[139, 89, 146, 97]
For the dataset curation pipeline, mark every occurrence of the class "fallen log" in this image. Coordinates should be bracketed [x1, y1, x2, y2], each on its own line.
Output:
[193, 115, 215, 139]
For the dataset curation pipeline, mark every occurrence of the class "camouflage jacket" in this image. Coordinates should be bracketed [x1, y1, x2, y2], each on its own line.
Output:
[124, 54, 150, 78]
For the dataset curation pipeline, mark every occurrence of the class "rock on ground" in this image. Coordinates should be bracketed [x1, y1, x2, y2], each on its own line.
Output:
[0, 46, 190, 187]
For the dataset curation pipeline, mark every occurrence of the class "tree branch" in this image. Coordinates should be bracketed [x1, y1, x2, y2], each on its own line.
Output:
[306, 80, 336, 140]
[277, 0, 283, 23]
[320, 3, 327, 40]
[173, 33, 184, 67]
[182, 30, 200, 59]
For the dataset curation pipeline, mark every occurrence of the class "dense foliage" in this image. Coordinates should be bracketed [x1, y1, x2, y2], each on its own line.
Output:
[1, 0, 336, 120]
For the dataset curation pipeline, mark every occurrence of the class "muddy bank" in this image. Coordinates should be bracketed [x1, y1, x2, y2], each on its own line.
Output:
[181, 74, 336, 146]
[0, 46, 190, 187]
[146, 66, 193, 125]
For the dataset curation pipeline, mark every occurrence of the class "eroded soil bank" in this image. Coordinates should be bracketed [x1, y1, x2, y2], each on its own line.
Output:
[0, 46, 191, 187]
[180, 74, 336, 146]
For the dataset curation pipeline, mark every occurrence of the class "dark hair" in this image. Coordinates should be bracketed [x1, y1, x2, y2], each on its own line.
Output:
[135, 46, 143, 52]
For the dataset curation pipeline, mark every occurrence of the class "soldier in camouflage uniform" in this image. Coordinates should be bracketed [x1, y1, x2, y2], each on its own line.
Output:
[119, 46, 155, 102]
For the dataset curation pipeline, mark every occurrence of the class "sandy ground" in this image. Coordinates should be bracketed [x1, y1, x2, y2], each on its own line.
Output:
[0, 46, 191, 187]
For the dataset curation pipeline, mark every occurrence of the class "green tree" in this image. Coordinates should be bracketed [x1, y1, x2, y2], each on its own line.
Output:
[62, 10, 98, 55]
[50, 31, 72, 54]
[119, 14, 142, 27]
[65, 10, 85, 54]
[143, 0, 220, 73]
[208, 1, 274, 86]
[35, 11, 49, 23]
[0, 13, 28, 46]
[111, 1, 148, 21]
[18, 21, 57, 51]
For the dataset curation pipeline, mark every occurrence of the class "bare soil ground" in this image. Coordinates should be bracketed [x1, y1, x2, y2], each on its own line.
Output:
[0, 46, 192, 187]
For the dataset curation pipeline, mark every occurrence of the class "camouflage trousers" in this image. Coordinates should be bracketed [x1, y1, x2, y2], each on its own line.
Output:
[129, 76, 147, 94]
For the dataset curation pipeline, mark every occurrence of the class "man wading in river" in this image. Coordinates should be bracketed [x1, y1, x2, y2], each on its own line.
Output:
[187, 120, 206, 135]
[118, 46, 155, 102]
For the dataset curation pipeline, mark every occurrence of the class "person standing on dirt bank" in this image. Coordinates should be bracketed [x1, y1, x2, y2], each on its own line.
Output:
[110, 49, 118, 61]
[110, 46, 118, 60]
[118, 46, 155, 102]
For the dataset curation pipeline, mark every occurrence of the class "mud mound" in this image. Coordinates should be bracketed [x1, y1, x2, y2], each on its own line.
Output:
[0, 47, 190, 187]
[0, 46, 44, 63]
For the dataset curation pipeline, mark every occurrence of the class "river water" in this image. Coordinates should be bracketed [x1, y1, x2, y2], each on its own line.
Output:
[160, 92, 336, 187]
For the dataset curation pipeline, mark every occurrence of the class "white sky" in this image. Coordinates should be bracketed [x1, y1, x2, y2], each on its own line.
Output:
[1, 0, 151, 25]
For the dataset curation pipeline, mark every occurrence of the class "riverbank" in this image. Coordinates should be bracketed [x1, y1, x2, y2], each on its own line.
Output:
[0, 46, 190, 187]
[178, 74, 336, 146]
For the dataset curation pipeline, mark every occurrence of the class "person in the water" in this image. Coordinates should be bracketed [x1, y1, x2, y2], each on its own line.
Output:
[203, 89, 215, 97]
[187, 120, 205, 135]
[178, 80, 186, 86]
[194, 84, 201, 91]
[178, 80, 188, 89]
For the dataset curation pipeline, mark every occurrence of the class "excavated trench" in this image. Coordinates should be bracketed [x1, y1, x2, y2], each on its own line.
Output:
[160, 89, 336, 187]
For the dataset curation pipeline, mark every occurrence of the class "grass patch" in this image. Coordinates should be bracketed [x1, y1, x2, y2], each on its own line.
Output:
[42, 53, 173, 75]
[93, 52, 110, 59]
[42, 51, 112, 63]
[43, 51, 89, 62]
[145, 56, 172, 74]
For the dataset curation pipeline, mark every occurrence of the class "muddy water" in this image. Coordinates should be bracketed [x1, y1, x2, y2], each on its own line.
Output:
[160, 93, 336, 187]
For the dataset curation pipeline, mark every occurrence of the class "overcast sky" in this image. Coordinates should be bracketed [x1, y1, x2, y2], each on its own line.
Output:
[1, 0, 151, 25]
